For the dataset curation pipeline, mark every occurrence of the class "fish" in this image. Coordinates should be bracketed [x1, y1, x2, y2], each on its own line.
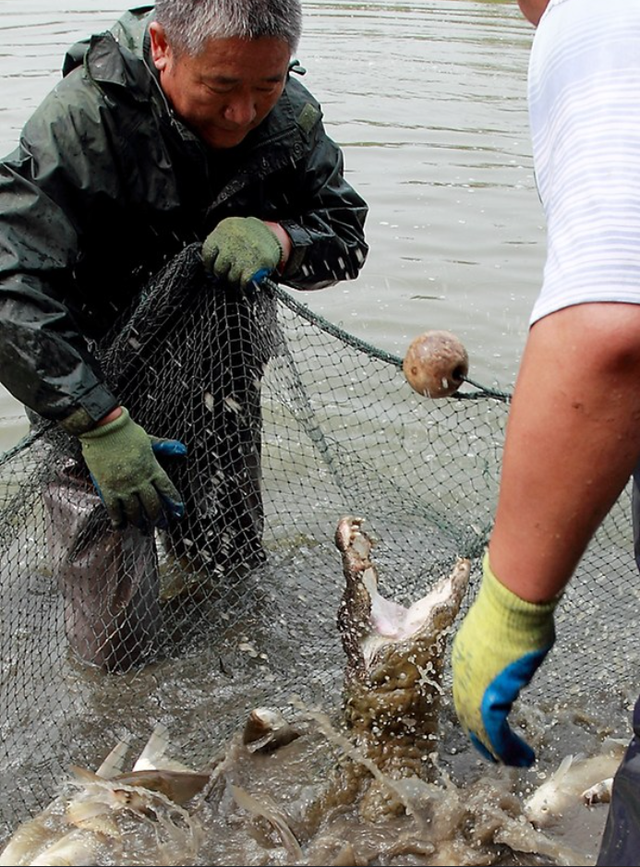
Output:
[0, 518, 486, 861]
[523, 739, 627, 828]
[334, 515, 470, 820]
[0, 723, 210, 867]
[229, 784, 304, 862]
[582, 776, 614, 806]
[242, 706, 301, 754]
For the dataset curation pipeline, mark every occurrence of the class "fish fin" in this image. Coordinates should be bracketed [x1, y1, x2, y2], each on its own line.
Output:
[133, 723, 195, 773]
[133, 723, 171, 771]
[553, 753, 578, 780]
[96, 736, 131, 778]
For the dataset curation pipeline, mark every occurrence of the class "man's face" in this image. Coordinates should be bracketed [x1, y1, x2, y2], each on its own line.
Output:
[517, 0, 551, 26]
[149, 23, 290, 149]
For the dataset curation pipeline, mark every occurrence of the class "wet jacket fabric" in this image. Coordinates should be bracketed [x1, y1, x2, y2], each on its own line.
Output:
[0, 6, 369, 429]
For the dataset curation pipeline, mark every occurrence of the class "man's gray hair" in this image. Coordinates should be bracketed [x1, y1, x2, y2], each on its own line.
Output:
[154, 0, 302, 56]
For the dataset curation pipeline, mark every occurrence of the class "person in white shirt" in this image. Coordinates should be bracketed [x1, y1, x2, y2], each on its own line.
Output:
[451, 2, 640, 863]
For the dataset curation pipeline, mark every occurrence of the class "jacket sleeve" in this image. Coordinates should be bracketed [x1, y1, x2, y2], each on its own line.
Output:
[278, 106, 369, 291]
[0, 86, 119, 428]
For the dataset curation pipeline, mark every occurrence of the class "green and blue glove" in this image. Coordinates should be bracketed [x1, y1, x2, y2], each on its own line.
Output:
[78, 407, 187, 530]
[452, 552, 559, 767]
[202, 216, 283, 289]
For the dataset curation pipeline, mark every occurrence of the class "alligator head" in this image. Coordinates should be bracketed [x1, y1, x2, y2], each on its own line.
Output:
[335, 515, 470, 819]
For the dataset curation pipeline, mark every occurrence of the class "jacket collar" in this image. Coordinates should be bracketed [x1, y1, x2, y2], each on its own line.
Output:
[65, 19, 307, 164]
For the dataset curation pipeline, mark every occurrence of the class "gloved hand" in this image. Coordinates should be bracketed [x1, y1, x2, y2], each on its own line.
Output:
[78, 407, 187, 530]
[452, 552, 559, 767]
[202, 216, 283, 289]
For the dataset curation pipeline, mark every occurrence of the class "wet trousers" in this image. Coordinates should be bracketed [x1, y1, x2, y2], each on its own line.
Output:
[596, 475, 640, 866]
[39, 249, 274, 672]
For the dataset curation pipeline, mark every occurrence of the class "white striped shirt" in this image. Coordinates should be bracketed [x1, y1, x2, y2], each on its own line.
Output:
[528, 0, 640, 325]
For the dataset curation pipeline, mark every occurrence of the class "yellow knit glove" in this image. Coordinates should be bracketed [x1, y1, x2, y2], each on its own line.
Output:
[452, 552, 558, 766]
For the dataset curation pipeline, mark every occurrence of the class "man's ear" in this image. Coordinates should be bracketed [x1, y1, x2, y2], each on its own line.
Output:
[149, 21, 171, 71]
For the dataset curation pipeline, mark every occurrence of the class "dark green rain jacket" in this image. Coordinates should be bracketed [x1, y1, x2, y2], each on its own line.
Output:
[0, 6, 369, 430]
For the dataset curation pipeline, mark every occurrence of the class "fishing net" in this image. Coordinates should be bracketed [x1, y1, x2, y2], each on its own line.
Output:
[0, 243, 636, 834]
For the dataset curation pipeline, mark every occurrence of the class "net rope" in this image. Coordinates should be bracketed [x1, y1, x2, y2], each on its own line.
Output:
[0, 243, 635, 834]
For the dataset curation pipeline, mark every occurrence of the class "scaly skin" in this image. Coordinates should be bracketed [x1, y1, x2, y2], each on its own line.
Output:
[335, 516, 470, 820]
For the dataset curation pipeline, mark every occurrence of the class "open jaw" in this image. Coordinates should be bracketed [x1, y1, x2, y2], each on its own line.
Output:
[335, 515, 470, 679]
[333, 515, 471, 817]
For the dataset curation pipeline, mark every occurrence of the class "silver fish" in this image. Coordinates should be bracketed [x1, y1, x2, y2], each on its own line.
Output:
[0, 723, 209, 867]
[524, 740, 626, 828]
[242, 706, 301, 754]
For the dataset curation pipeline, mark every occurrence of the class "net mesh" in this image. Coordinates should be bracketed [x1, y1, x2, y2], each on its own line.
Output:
[0, 243, 636, 835]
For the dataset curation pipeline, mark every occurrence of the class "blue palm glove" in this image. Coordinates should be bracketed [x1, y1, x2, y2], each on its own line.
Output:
[452, 553, 559, 767]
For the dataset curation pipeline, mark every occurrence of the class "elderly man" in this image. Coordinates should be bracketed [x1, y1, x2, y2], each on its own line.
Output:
[0, 0, 368, 671]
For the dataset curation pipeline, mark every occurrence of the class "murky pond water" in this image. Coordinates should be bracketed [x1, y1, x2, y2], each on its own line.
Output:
[0, 3, 632, 866]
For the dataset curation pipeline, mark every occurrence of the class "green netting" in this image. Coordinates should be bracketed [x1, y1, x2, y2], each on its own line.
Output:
[0, 243, 636, 840]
